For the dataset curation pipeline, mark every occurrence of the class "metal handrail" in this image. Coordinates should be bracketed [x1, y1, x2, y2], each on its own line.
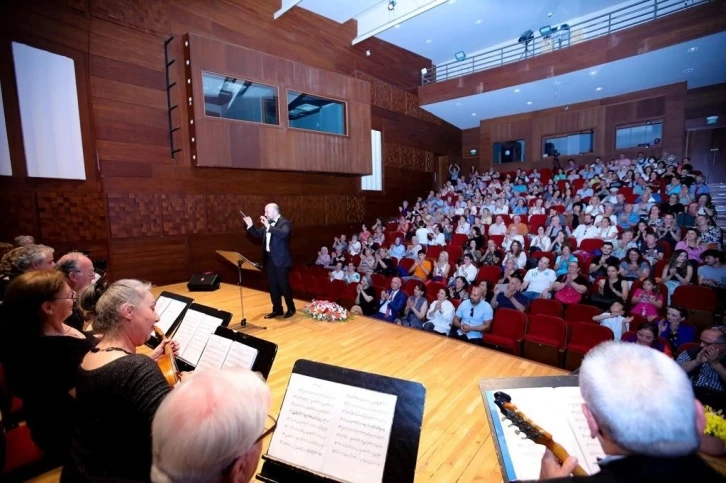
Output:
[421, 0, 709, 85]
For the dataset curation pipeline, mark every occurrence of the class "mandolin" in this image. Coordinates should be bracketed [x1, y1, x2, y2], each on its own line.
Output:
[493, 391, 588, 477]
[153, 326, 180, 387]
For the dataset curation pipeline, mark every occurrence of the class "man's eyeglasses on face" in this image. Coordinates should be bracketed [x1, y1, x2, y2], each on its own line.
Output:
[74, 269, 96, 277]
[255, 413, 277, 445]
[701, 340, 726, 347]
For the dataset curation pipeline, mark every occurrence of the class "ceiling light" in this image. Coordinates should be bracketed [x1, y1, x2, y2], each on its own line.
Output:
[526, 101, 533, 105]
[395, 24, 401, 29]
[513, 88, 520, 93]
[589, 70, 598, 76]
[687, 47, 698, 53]
[596, 87, 603, 91]
[421, 68, 427, 74]
[365, 50, 371, 56]
[387, 0, 396, 11]
[455, 102, 462, 106]
[548, 12, 553, 17]
[448, 0, 456, 4]
[455, 51, 466, 61]
[553, 80, 561, 85]
[475, 19, 483, 24]
[471, 113, 477, 116]
[425, 39, 432, 44]
[684, 68, 694, 73]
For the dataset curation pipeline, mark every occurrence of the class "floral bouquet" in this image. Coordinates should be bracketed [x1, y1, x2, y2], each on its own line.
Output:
[705, 406, 726, 441]
[302, 300, 350, 322]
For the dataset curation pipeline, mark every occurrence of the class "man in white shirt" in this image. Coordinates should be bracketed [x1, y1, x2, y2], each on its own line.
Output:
[347, 234, 362, 256]
[455, 254, 478, 284]
[594, 203, 617, 227]
[415, 221, 431, 246]
[572, 214, 599, 247]
[521, 256, 556, 300]
[329, 261, 345, 281]
[429, 224, 445, 246]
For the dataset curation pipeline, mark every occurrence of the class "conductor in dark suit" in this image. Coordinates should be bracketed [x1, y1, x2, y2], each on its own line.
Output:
[528, 342, 721, 482]
[242, 203, 295, 319]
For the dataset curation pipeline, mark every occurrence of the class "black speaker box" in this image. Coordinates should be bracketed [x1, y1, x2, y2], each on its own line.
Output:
[187, 272, 220, 291]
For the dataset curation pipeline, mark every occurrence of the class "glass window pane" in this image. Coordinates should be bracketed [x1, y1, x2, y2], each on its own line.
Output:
[494, 140, 525, 163]
[287, 91, 346, 135]
[615, 127, 630, 149]
[202, 72, 279, 125]
[544, 131, 593, 155]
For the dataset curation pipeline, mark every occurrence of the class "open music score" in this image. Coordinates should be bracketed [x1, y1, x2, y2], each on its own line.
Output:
[172, 308, 225, 366]
[267, 373, 398, 483]
[485, 386, 605, 481]
[154, 295, 189, 335]
[196, 334, 258, 371]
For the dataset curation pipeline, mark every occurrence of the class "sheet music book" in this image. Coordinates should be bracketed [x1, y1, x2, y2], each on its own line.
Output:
[196, 334, 259, 372]
[267, 373, 398, 483]
[172, 308, 227, 366]
[154, 295, 191, 335]
[484, 386, 606, 481]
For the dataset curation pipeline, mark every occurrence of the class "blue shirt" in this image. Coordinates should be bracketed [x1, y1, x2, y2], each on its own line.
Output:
[455, 299, 494, 340]
[389, 244, 405, 259]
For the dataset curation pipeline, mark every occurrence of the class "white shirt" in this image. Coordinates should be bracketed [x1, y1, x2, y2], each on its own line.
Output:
[330, 269, 345, 281]
[455, 222, 471, 235]
[493, 205, 509, 215]
[524, 268, 557, 293]
[594, 214, 617, 227]
[265, 216, 280, 251]
[379, 290, 400, 314]
[457, 264, 477, 283]
[430, 232, 446, 246]
[348, 240, 361, 256]
[426, 300, 455, 334]
[502, 234, 525, 252]
[530, 235, 552, 252]
[488, 223, 507, 236]
[573, 224, 599, 246]
[416, 227, 431, 245]
[600, 314, 629, 340]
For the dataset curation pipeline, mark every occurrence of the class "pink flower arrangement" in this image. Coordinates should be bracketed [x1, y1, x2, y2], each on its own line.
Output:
[302, 300, 349, 322]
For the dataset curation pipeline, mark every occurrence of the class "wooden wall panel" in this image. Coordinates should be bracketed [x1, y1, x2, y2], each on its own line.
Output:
[478, 83, 686, 171]
[419, 1, 726, 105]
[685, 83, 726, 120]
[0, 0, 460, 285]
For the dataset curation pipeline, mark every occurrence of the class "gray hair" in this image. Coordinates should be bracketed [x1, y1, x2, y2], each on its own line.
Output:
[13, 235, 35, 247]
[56, 251, 85, 277]
[579, 342, 699, 456]
[151, 368, 270, 482]
[7, 244, 54, 272]
[94, 279, 151, 335]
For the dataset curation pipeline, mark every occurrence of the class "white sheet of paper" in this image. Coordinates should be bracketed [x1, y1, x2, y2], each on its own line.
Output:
[172, 309, 204, 358]
[491, 387, 605, 480]
[178, 313, 224, 366]
[268, 373, 397, 483]
[222, 341, 258, 370]
[155, 298, 188, 335]
[196, 334, 232, 372]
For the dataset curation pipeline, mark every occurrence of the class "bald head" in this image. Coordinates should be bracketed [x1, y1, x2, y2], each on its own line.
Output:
[57, 252, 95, 291]
[264, 203, 280, 220]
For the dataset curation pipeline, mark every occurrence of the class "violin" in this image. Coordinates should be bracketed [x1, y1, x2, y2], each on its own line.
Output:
[493, 391, 588, 477]
[153, 326, 180, 387]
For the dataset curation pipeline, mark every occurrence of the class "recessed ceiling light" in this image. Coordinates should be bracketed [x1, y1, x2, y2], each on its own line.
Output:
[589, 70, 598, 76]
[395, 24, 401, 29]
[448, 0, 456, 4]
[684, 68, 694, 73]
[455, 102, 462, 106]
[425, 39, 432, 44]
[471, 112, 477, 116]
[513, 88, 520, 93]
[596, 87, 603, 91]
[475, 19, 483, 24]
[554, 80, 562, 86]
[526, 101, 533, 105]
[687, 47, 698, 53]
[547, 12, 553, 17]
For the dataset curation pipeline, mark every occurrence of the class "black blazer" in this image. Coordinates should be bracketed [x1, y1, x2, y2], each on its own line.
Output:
[526, 453, 723, 483]
[247, 216, 292, 268]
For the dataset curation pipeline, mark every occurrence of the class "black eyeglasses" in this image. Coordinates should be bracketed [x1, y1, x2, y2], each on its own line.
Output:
[53, 290, 78, 301]
[255, 413, 278, 444]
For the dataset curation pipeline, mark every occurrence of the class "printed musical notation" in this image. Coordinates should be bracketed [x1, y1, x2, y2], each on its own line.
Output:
[153, 297, 188, 335]
[171, 310, 225, 366]
[268, 374, 398, 483]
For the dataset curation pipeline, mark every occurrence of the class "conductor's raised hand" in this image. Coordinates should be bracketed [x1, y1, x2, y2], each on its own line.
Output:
[241, 212, 253, 228]
[260, 215, 270, 229]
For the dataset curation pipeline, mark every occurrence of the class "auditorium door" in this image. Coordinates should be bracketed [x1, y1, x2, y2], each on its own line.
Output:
[687, 127, 726, 183]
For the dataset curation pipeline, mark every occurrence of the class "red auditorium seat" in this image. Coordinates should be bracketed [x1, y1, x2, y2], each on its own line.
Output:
[488, 235, 504, 249]
[677, 341, 700, 356]
[402, 279, 420, 297]
[476, 266, 501, 288]
[564, 322, 614, 370]
[2, 423, 46, 479]
[340, 282, 359, 308]
[672, 285, 717, 332]
[579, 239, 604, 253]
[529, 298, 563, 318]
[523, 314, 568, 367]
[528, 215, 546, 230]
[565, 304, 601, 324]
[370, 273, 386, 289]
[314, 276, 332, 300]
[425, 281, 446, 297]
[482, 308, 527, 356]
[398, 258, 415, 276]
[426, 245, 443, 261]
[326, 279, 346, 302]
[445, 245, 463, 263]
[451, 233, 468, 247]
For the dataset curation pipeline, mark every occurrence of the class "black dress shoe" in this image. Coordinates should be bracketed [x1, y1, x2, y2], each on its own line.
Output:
[264, 312, 283, 319]
[284, 309, 296, 319]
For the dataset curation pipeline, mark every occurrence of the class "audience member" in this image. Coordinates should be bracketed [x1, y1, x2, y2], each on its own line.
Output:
[491, 276, 528, 312]
[398, 282, 428, 329]
[592, 301, 633, 340]
[623, 321, 671, 355]
[329, 261, 345, 281]
[657, 305, 695, 353]
[371, 277, 407, 323]
[521, 256, 556, 301]
[449, 276, 470, 301]
[678, 327, 726, 411]
[423, 288, 455, 335]
[552, 261, 588, 305]
[350, 275, 377, 316]
[451, 287, 493, 343]
[698, 249, 726, 289]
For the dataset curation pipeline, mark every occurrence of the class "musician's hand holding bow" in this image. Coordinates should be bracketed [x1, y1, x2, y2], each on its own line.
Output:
[539, 448, 579, 479]
[149, 339, 180, 362]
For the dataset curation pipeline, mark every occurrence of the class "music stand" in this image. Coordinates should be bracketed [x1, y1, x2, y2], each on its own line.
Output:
[216, 250, 265, 329]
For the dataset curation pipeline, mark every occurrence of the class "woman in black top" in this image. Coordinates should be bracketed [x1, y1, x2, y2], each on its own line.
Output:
[350, 275, 377, 316]
[590, 265, 629, 311]
[0, 270, 95, 461]
[62, 279, 179, 482]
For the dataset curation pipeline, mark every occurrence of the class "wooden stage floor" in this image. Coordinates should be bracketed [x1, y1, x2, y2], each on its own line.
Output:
[32, 282, 566, 482]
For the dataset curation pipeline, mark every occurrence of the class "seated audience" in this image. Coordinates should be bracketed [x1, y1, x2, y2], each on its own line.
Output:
[629, 278, 664, 321]
[588, 242, 619, 281]
[343, 262, 360, 284]
[698, 249, 726, 289]
[350, 275, 377, 316]
[678, 327, 726, 411]
[150, 368, 271, 483]
[657, 305, 695, 354]
[696, 215, 722, 250]
[502, 240, 527, 271]
[405, 250, 432, 282]
[448, 276, 470, 301]
[404, 236, 422, 259]
[63, 279, 180, 482]
[462, 239, 482, 265]
[552, 261, 588, 305]
[389, 236, 406, 259]
[431, 251, 450, 282]
[451, 287, 493, 343]
[332, 235, 347, 254]
[619, 248, 650, 281]
[521, 256, 556, 301]
[661, 249, 693, 297]
[0, 270, 96, 461]
[452, 253, 477, 285]
[502, 225, 525, 252]
[357, 247, 375, 274]
[347, 234, 361, 256]
[371, 277, 407, 323]
[592, 301, 633, 340]
[590, 265, 629, 310]
[572, 214, 599, 247]
[676, 228, 704, 262]
[373, 247, 396, 277]
[481, 239, 502, 266]
[331, 246, 346, 265]
[398, 282, 428, 329]
[529, 225, 552, 253]
[488, 216, 507, 235]
[553, 244, 576, 277]
[423, 288, 455, 336]
[640, 232, 664, 266]
[329, 261, 345, 281]
[623, 321, 672, 356]
[491, 276, 528, 312]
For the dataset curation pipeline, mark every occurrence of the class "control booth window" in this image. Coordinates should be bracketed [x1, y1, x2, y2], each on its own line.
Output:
[202, 72, 279, 125]
[543, 130, 593, 156]
[287, 91, 346, 135]
[616, 120, 663, 149]
[493, 140, 525, 164]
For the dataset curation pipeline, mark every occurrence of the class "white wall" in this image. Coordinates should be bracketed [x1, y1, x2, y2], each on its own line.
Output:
[361, 129, 382, 191]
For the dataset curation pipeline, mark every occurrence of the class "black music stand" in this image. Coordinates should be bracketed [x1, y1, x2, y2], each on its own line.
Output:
[216, 250, 265, 329]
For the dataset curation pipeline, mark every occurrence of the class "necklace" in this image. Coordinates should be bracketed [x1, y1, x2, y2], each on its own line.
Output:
[91, 346, 132, 355]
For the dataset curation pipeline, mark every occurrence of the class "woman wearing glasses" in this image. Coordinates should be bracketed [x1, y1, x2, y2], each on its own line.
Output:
[63, 279, 180, 482]
[0, 270, 96, 462]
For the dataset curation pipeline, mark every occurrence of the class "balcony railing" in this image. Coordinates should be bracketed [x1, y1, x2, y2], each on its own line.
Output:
[421, 0, 710, 85]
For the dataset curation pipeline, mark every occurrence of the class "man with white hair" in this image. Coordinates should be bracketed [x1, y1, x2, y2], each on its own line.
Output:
[242, 203, 295, 319]
[151, 368, 273, 482]
[56, 251, 96, 293]
[534, 342, 720, 481]
[13, 235, 35, 247]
